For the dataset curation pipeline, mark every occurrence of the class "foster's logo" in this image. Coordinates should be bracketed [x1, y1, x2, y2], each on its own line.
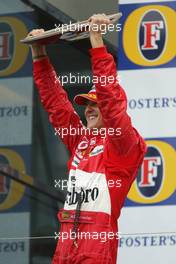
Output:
[137, 146, 163, 198]
[127, 140, 176, 204]
[139, 10, 166, 61]
[0, 16, 28, 76]
[123, 5, 176, 66]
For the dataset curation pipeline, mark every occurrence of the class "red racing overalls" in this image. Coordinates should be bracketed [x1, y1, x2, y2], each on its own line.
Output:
[33, 46, 147, 264]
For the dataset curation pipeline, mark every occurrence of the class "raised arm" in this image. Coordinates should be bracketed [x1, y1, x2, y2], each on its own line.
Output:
[29, 29, 83, 154]
[89, 15, 146, 158]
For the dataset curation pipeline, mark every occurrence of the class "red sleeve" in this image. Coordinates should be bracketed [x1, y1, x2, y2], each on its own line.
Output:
[33, 57, 83, 154]
[89, 46, 147, 159]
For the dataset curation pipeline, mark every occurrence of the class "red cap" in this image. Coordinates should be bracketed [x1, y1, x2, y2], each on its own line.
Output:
[74, 86, 97, 105]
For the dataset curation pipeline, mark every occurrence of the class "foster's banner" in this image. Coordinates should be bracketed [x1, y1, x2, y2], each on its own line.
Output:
[118, 1, 176, 264]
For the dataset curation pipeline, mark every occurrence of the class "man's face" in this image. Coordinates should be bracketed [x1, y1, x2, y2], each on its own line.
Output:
[85, 101, 104, 129]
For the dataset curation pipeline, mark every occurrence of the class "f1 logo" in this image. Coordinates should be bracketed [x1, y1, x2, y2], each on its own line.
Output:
[139, 157, 161, 187]
[142, 21, 164, 50]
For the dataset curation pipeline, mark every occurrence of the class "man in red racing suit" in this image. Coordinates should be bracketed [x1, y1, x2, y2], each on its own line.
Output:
[30, 14, 146, 264]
